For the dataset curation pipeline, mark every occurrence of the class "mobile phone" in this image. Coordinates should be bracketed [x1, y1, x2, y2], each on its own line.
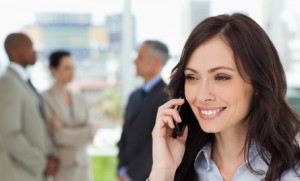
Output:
[173, 97, 186, 137]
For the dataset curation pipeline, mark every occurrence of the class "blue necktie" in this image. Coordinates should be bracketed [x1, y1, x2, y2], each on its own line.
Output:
[135, 88, 147, 107]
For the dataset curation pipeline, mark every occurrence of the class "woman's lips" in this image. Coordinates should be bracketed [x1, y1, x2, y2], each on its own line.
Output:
[198, 107, 226, 120]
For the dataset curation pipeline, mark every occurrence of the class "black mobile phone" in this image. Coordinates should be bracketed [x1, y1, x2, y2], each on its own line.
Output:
[173, 97, 186, 137]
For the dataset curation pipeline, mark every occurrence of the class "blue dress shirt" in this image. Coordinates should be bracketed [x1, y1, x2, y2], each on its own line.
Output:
[194, 143, 300, 180]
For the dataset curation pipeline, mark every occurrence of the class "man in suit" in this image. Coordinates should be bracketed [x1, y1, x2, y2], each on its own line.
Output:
[0, 32, 58, 181]
[117, 40, 170, 181]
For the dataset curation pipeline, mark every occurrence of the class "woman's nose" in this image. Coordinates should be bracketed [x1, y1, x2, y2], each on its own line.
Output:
[197, 80, 215, 102]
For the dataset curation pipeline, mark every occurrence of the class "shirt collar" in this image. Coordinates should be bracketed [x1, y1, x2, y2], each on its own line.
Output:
[194, 143, 212, 171]
[142, 75, 162, 93]
[9, 62, 29, 81]
[194, 142, 259, 171]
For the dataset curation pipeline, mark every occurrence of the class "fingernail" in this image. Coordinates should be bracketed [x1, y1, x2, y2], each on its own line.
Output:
[177, 116, 182, 122]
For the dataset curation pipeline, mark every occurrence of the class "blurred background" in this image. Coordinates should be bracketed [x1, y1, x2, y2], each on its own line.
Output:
[0, 0, 299, 180]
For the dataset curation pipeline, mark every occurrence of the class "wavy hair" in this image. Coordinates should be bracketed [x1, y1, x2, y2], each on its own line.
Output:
[166, 13, 300, 181]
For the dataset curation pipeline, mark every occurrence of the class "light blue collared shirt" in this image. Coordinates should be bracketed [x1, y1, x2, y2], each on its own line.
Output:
[194, 143, 300, 180]
[142, 75, 162, 93]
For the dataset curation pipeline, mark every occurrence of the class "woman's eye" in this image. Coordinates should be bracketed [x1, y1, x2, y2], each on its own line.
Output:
[185, 75, 196, 80]
[215, 74, 231, 80]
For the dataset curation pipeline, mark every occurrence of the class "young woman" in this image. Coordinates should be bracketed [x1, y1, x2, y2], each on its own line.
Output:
[149, 13, 300, 181]
[42, 50, 96, 181]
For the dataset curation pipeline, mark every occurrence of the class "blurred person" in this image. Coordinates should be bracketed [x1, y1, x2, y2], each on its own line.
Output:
[117, 40, 170, 181]
[42, 50, 96, 181]
[148, 13, 300, 181]
[0, 32, 58, 181]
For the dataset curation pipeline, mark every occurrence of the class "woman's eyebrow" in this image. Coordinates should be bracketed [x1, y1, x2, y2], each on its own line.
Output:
[184, 66, 235, 73]
[208, 66, 235, 73]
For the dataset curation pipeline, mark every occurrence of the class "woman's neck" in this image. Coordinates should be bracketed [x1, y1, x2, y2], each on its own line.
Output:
[212, 128, 247, 181]
[54, 82, 67, 93]
[54, 82, 72, 107]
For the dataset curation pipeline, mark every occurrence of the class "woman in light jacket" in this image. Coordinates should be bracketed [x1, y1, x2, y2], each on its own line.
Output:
[42, 50, 96, 181]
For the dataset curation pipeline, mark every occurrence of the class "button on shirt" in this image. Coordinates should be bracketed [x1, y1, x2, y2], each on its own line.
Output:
[194, 143, 300, 181]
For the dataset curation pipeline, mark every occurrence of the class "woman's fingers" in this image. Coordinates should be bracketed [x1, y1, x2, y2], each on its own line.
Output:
[177, 126, 188, 143]
[159, 98, 185, 110]
[155, 98, 185, 129]
[160, 115, 175, 128]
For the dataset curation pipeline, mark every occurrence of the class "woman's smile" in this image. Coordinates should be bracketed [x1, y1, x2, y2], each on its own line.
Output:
[198, 107, 226, 120]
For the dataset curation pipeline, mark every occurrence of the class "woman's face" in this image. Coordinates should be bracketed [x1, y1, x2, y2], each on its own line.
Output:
[51, 56, 74, 85]
[184, 36, 253, 135]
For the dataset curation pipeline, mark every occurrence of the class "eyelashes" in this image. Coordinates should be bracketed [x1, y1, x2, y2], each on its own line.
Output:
[184, 74, 231, 81]
[184, 75, 196, 80]
[215, 74, 231, 80]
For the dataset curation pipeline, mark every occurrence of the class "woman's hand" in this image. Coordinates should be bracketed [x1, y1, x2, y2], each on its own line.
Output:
[149, 98, 188, 181]
[48, 116, 62, 130]
[87, 122, 98, 138]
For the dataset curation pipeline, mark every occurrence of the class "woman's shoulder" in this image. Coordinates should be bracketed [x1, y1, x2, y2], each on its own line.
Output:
[41, 87, 54, 99]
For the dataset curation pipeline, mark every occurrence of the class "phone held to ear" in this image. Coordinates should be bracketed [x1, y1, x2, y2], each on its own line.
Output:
[173, 96, 186, 137]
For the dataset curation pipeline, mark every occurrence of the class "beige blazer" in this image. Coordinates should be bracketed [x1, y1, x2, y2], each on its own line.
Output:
[42, 86, 93, 181]
[0, 67, 53, 181]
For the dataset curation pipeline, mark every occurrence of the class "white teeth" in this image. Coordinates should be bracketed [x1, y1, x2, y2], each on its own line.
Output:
[201, 108, 223, 116]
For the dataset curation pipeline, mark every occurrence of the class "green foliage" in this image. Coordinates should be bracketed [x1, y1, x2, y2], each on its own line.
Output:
[92, 155, 117, 181]
[99, 88, 123, 120]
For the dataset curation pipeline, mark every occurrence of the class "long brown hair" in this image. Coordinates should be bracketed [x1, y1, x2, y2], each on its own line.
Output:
[167, 13, 300, 181]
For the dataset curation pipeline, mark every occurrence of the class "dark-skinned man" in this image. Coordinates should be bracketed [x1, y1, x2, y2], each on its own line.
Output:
[0, 32, 59, 181]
